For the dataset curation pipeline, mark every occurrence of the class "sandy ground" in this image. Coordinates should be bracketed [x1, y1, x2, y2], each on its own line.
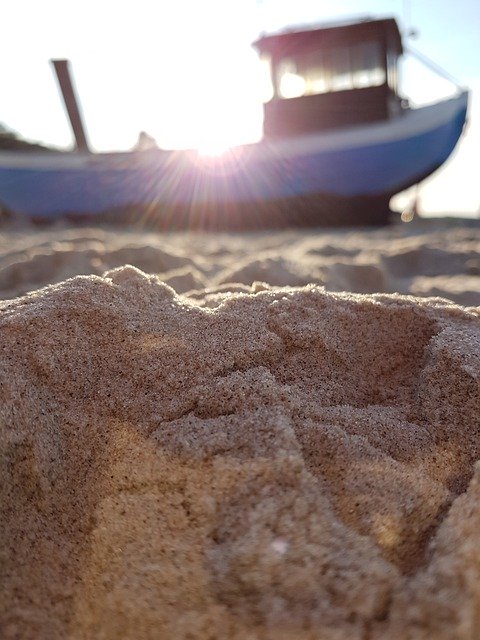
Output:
[1, 217, 479, 639]
[0, 218, 479, 306]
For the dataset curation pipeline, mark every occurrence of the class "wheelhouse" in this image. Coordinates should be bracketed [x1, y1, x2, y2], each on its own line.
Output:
[253, 17, 403, 138]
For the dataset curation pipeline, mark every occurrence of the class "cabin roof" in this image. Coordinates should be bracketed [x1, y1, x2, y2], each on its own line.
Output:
[253, 17, 403, 57]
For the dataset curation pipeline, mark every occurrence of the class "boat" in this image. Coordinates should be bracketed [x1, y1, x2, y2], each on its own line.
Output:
[0, 17, 469, 228]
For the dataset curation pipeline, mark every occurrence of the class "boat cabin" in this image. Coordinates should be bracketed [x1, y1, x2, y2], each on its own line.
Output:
[253, 17, 403, 138]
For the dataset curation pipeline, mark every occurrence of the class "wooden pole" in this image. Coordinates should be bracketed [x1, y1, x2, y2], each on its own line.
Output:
[51, 59, 90, 152]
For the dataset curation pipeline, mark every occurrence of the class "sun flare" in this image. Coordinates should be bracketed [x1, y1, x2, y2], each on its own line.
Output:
[197, 142, 231, 157]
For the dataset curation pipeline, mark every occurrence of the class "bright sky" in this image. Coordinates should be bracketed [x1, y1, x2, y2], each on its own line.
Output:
[1, 0, 478, 215]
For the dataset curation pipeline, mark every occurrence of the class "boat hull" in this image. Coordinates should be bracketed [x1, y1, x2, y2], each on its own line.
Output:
[0, 92, 468, 226]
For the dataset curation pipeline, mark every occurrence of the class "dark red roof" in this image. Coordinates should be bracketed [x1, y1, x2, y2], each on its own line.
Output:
[253, 17, 403, 58]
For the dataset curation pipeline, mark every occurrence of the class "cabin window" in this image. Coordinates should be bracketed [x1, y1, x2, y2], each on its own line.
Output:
[325, 48, 353, 91]
[275, 41, 386, 99]
[277, 59, 306, 98]
[386, 48, 398, 92]
[351, 41, 386, 88]
[260, 55, 275, 102]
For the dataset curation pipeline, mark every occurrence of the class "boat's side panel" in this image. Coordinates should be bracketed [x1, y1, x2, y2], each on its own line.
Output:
[280, 101, 467, 198]
[0, 94, 468, 218]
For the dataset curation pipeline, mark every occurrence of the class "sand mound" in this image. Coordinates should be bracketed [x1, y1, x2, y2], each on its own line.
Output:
[0, 231, 194, 299]
[215, 255, 322, 288]
[410, 275, 480, 307]
[324, 261, 389, 294]
[380, 246, 477, 279]
[1, 265, 479, 639]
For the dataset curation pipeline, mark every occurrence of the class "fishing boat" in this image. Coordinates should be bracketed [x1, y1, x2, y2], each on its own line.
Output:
[0, 17, 469, 228]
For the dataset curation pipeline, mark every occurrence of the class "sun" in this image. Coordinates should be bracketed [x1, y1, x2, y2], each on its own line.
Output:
[197, 142, 232, 157]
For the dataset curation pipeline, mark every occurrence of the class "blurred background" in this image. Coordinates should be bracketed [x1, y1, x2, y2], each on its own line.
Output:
[1, 0, 478, 217]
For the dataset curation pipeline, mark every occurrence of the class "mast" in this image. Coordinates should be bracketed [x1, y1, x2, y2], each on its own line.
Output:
[51, 59, 91, 153]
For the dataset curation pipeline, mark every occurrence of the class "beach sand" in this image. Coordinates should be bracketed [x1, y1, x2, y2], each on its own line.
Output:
[1, 218, 479, 639]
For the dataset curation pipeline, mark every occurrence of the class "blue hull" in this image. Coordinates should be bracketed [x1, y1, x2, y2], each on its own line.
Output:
[0, 92, 468, 219]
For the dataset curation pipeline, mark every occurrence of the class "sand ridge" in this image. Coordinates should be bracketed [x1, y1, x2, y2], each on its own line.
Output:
[1, 261, 479, 639]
